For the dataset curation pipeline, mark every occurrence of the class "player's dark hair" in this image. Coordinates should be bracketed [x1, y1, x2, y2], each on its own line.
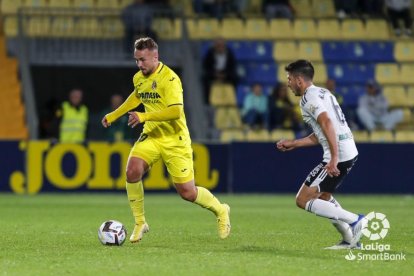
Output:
[285, 60, 314, 81]
[134, 37, 158, 51]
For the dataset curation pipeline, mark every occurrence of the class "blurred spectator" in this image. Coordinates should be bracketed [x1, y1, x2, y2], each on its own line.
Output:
[101, 94, 134, 142]
[193, 0, 232, 19]
[242, 83, 269, 129]
[385, 0, 412, 36]
[121, 0, 158, 53]
[356, 80, 403, 131]
[57, 88, 89, 143]
[262, 0, 294, 20]
[360, 0, 385, 17]
[268, 82, 303, 131]
[334, 0, 359, 18]
[202, 37, 238, 104]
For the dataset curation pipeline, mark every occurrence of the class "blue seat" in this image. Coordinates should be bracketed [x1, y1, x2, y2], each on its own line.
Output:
[336, 85, 365, 107]
[351, 63, 375, 84]
[322, 41, 349, 62]
[347, 42, 371, 62]
[246, 41, 273, 61]
[246, 62, 277, 85]
[327, 63, 354, 84]
[227, 41, 251, 61]
[366, 41, 394, 62]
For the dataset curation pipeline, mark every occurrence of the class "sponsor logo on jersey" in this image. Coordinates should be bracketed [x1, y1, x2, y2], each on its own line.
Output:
[138, 91, 161, 103]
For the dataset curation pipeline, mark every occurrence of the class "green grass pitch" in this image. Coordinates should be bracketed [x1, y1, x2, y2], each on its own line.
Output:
[0, 194, 412, 275]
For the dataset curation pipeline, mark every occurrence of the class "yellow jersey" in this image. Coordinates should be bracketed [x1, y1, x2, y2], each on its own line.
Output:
[106, 62, 190, 139]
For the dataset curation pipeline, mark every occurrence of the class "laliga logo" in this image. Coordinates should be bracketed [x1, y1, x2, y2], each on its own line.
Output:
[345, 251, 356, 261]
[362, 212, 390, 240]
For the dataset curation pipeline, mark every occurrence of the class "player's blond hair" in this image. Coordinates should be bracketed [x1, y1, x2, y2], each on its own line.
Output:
[134, 37, 158, 51]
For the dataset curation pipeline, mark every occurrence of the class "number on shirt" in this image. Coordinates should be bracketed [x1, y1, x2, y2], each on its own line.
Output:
[330, 96, 346, 125]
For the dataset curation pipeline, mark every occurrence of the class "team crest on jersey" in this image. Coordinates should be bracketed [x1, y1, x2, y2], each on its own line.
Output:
[152, 81, 157, 90]
[309, 104, 319, 115]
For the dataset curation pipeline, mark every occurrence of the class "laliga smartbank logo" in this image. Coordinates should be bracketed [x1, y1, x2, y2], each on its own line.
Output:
[345, 212, 406, 261]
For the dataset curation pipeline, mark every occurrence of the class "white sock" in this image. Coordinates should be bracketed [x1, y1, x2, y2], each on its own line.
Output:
[305, 198, 358, 224]
[329, 197, 353, 243]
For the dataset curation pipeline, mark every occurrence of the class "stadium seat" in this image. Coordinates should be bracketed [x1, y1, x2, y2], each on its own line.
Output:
[375, 63, 400, 85]
[400, 64, 414, 85]
[352, 130, 370, 142]
[327, 64, 354, 85]
[395, 130, 414, 143]
[298, 41, 323, 62]
[370, 130, 394, 143]
[214, 107, 242, 129]
[197, 18, 220, 40]
[26, 16, 51, 37]
[245, 18, 269, 40]
[312, 63, 328, 85]
[246, 63, 277, 85]
[221, 18, 244, 40]
[277, 63, 289, 83]
[317, 19, 341, 40]
[119, 0, 134, 8]
[1, 0, 22, 14]
[347, 42, 371, 62]
[366, 42, 394, 62]
[246, 129, 271, 141]
[352, 64, 375, 84]
[153, 18, 181, 40]
[101, 18, 124, 38]
[273, 41, 297, 62]
[49, 0, 72, 8]
[311, 0, 335, 17]
[401, 107, 413, 124]
[293, 19, 317, 39]
[383, 86, 408, 108]
[406, 87, 414, 107]
[236, 85, 250, 106]
[365, 19, 390, 40]
[73, 0, 94, 9]
[270, 129, 295, 141]
[341, 19, 365, 40]
[96, 0, 120, 9]
[74, 18, 100, 38]
[4, 16, 18, 37]
[220, 129, 245, 142]
[234, 41, 273, 62]
[210, 83, 237, 106]
[394, 41, 414, 62]
[290, 0, 311, 17]
[336, 85, 364, 107]
[50, 16, 75, 37]
[269, 19, 293, 39]
[322, 41, 349, 62]
[23, 0, 48, 8]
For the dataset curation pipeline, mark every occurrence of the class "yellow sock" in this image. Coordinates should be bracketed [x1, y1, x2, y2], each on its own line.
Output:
[194, 186, 224, 216]
[126, 181, 145, 224]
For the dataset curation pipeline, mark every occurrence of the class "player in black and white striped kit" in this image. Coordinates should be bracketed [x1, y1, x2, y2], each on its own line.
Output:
[277, 60, 367, 249]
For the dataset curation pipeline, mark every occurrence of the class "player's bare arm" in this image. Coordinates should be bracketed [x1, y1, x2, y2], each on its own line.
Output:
[277, 133, 318, 152]
[317, 111, 340, 177]
[101, 116, 111, 128]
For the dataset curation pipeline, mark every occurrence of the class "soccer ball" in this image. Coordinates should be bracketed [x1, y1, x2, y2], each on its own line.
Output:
[98, 220, 127, 246]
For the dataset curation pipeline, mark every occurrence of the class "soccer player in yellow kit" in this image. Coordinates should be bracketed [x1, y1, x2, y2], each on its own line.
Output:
[101, 37, 231, 243]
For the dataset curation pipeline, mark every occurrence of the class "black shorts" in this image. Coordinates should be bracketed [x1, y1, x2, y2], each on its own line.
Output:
[304, 156, 358, 193]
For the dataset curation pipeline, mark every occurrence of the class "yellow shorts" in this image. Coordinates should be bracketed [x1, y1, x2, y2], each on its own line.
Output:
[129, 133, 194, 183]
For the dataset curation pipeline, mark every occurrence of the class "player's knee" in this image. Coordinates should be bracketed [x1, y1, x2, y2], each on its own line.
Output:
[126, 166, 144, 183]
[179, 189, 197, 202]
[295, 195, 306, 209]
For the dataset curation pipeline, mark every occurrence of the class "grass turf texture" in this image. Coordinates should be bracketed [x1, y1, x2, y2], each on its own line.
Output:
[0, 194, 412, 275]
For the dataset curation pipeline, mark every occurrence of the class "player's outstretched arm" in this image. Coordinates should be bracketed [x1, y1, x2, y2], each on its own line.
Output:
[276, 133, 318, 152]
[103, 92, 141, 127]
[127, 105, 182, 128]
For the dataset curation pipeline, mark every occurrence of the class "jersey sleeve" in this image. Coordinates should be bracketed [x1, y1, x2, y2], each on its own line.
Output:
[164, 74, 183, 106]
[302, 94, 327, 120]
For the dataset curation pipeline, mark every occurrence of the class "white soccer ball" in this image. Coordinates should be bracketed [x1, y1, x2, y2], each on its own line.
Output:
[98, 220, 127, 246]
